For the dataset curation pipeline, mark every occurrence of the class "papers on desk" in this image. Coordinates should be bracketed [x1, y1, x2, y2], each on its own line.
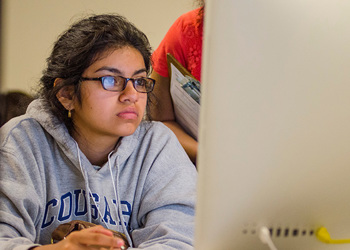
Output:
[167, 53, 200, 140]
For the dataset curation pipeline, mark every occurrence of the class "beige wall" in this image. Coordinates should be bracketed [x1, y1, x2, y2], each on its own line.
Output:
[1, 0, 195, 94]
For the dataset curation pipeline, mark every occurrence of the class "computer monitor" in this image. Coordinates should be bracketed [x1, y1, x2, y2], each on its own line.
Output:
[195, 1, 350, 249]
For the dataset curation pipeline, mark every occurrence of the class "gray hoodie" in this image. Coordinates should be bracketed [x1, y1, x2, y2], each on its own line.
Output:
[0, 99, 197, 250]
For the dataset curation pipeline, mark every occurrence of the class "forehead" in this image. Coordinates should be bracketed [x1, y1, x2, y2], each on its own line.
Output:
[86, 46, 146, 75]
[93, 46, 143, 64]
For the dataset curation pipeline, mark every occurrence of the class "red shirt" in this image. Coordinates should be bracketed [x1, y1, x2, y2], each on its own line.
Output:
[152, 8, 203, 81]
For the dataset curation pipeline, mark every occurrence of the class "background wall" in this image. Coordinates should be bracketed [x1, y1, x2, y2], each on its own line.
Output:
[1, 0, 195, 94]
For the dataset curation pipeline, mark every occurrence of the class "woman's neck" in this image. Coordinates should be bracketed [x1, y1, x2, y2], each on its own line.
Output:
[72, 131, 120, 167]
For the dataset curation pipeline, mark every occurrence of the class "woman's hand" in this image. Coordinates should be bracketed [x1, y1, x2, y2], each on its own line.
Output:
[33, 225, 127, 250]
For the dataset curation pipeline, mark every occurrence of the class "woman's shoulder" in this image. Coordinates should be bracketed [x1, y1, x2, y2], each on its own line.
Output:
[176, 7, 202, 25]
[134, 121, 195, 168]
[138, 121, 174, 136]
[1, 115, 44, 144]
[0, 115, 49, 161]
[134, 121, 181, 147]
[171, 7, 202, 34]
[1, 115, 40, 136]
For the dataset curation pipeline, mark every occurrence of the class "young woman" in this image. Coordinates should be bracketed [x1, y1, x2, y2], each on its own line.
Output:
[0, 14, 197, 250]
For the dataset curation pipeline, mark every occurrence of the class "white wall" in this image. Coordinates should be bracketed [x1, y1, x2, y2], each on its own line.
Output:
[1, 0, 195, 94]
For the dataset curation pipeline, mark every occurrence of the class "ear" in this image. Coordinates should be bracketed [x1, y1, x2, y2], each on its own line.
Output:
[55, 78, 75, 111]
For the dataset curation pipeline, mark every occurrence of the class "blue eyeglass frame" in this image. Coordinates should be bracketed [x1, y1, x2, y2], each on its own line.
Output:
[80, 75, 156, 93]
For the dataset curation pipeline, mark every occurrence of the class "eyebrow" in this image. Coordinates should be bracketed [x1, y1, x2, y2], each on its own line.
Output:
[94, 66, 147, 76]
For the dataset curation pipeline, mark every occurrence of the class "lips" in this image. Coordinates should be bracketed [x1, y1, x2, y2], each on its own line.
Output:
[117, 108, 138, 120]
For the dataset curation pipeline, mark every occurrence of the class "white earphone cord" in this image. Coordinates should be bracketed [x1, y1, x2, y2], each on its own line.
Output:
[259, 226, 278, 250]
[108, 154, 133, 247]
[76, 142, 109, 229]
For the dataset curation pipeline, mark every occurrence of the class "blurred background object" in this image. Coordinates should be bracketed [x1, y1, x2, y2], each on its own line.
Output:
[0, 90, 34, 126]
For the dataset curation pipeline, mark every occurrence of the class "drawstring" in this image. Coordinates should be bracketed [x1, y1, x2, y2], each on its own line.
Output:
[75, 142, 109, 229]
[108, 154, 133, 247]
[75, 142, 132, 247]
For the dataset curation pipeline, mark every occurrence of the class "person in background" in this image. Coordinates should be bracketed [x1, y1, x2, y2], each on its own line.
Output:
[0, 90, 34, 127]
[0, 14, 197, 249]
[150, 0, 204, 164]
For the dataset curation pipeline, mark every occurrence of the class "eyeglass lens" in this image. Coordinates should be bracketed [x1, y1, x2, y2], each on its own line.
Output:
[101, 76, 154, 93]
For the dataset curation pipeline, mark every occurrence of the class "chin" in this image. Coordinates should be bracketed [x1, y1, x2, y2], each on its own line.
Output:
[117, 126, 138, 137]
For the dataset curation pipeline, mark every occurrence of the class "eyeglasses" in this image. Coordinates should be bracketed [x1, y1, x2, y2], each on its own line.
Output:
[80, 75, 156, 93]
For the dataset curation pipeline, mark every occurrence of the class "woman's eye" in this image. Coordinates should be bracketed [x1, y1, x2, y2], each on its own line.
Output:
[103, 77, 115, 88]
[136, 79, 146, 86]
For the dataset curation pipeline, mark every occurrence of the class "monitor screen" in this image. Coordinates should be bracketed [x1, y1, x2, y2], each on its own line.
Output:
[195, 1, 350, 249]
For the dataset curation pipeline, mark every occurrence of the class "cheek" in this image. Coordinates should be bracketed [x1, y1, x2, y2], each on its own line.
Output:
[140, 95, 148, 111]
[81, 88, 111, 113]
[75, 98, 105, 120]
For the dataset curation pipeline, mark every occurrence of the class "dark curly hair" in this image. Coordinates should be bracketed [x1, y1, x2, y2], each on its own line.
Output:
[39, 14, 153, 132]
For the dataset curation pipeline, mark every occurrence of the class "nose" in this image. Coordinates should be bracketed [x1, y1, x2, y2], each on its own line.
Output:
[119, 80, 138, 103]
